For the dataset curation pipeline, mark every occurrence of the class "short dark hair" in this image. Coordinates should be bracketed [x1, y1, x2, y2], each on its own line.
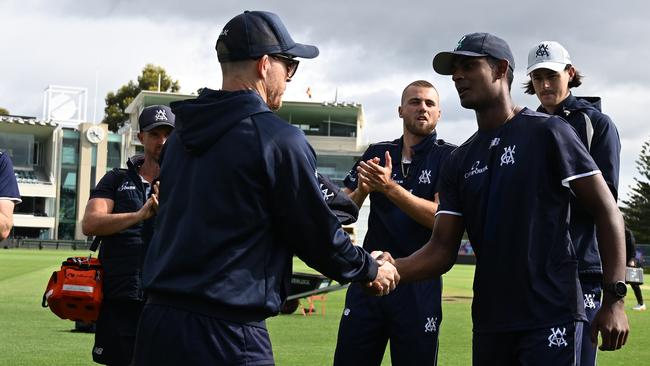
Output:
[486, 56, 514, 91]
[523, 65, 583, 95]
[401, 80, 438, 104]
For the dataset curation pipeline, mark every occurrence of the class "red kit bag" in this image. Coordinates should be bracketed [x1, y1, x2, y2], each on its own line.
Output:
[42, 256, 103, 323]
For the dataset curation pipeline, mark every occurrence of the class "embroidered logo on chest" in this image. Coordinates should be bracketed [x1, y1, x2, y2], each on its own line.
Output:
[500, 145, 516, 166]
[418, 170, 432, 184]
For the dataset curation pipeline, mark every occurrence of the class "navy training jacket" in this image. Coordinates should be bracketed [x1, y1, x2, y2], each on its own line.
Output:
[142, 88, 377, 320]
[539, 94, 621, 276]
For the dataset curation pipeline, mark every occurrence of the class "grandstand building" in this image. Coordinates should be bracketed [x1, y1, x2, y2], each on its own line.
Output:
[1, 91, 368, 242]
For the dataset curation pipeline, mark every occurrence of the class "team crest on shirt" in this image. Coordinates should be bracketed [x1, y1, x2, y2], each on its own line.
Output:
[500, 145, 516, 166]
[424, 317, 438, 333]
[464, 160, 488, 179]
[418, 170, 432, 184]
[548, 327, 568, 347]
[584, 293, 596, 309]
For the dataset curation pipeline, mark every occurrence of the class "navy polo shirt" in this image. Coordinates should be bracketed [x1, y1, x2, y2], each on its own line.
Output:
[344, 132, 455, 258]
[0, 152, 21, 203]
[90, 160, 149, 239]
[90, 157, 150, 300]
[438, 108, 596, 332]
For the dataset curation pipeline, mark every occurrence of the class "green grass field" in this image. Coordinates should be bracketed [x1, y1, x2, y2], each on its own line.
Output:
[0, 249, 648, 365]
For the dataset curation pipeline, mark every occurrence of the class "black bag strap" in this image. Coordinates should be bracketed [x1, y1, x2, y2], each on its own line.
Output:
[90, 236, 101, 252]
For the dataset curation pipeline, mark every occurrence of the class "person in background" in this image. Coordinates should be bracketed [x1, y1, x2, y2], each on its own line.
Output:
[525, 40, 622, 366]
[82, 105, 174, 365]
[625, 227, 645, 311]
[334, 80, 455, 366]
[0, 151, 21, 241]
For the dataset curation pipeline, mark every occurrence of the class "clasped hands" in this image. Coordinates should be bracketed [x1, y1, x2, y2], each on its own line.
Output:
[365, 251, 399, 296]
[356, 152, 395, 195]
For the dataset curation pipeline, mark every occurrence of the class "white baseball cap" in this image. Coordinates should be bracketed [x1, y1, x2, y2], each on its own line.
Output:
[526, 41, 572, 75]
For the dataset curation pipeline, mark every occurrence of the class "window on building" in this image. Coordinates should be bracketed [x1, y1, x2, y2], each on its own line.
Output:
[317, 155, 361, 186]
[0, 133, 34, 170]
[58, 130, 79, 240]
[107, 133, 122, 169]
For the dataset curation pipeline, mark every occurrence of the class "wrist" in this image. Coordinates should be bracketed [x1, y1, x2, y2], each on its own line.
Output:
[601, 293, 625, 307]
[382, 180, 399, 195]
[602, 281, 627, 300]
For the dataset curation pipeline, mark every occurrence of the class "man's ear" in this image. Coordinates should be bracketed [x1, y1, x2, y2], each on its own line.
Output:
[567, 65, 576, 80]
[137, 132, 144, 144]
[496, 59, 509, 79]
[257, 55, 270, 79]
[398, 106, 403, 118]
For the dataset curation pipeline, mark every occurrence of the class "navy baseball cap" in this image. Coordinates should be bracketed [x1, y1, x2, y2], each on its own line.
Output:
[433, 32, 515, 75]
[216, 10, 319, 62]
[139, 105, 175, 132]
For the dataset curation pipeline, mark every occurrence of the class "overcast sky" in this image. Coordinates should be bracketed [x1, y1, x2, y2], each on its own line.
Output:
[1, 0, 648, 201]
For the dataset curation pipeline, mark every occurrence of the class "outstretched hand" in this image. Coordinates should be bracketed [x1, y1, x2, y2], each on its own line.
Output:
[365, 250, 399, 296]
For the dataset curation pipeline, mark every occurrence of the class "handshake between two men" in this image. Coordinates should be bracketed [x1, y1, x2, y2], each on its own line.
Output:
[366, 251, 399, 296]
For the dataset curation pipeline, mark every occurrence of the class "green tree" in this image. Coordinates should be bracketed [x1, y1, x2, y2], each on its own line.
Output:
[0, 107, 9, 115]
[102, 64, 181, 131]
[621, 136, 650, 243]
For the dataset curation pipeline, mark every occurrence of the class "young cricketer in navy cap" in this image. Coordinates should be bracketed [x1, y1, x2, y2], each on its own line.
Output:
[82, 105, 174, 365]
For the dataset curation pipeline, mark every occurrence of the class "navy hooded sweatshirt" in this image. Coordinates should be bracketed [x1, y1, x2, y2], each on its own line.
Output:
[142, 88, 378, 321]
[538, 93, 621, 277]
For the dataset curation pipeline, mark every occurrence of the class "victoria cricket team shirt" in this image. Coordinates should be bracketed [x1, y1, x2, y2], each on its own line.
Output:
[344, 133, 455, 258]
[437, 108, 597, 332]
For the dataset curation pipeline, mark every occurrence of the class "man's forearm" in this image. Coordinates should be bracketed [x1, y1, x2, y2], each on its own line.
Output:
[0, 212, 12, 240]
[383, 183, 436, 229]
[395, 240, 456, 282]
[595, 206, 626, 287]
[82, 211, 146, 236]
[0, 201, 15, 240]
[344, 187, 368, 208]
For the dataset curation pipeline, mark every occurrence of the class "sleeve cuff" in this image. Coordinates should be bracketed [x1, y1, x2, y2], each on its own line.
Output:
[561, 170, 601, 188]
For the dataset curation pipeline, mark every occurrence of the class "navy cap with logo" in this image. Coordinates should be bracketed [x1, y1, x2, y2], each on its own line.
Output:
[433, 32, 515, 75]
[139, 105, 175, 132]
[216, 10, 319, 62]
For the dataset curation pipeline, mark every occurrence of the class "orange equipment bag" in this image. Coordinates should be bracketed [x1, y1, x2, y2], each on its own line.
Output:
[41, 256, 103, 323]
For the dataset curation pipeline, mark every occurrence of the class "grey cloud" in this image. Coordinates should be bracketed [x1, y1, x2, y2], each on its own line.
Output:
[2, 0, 649, 200]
